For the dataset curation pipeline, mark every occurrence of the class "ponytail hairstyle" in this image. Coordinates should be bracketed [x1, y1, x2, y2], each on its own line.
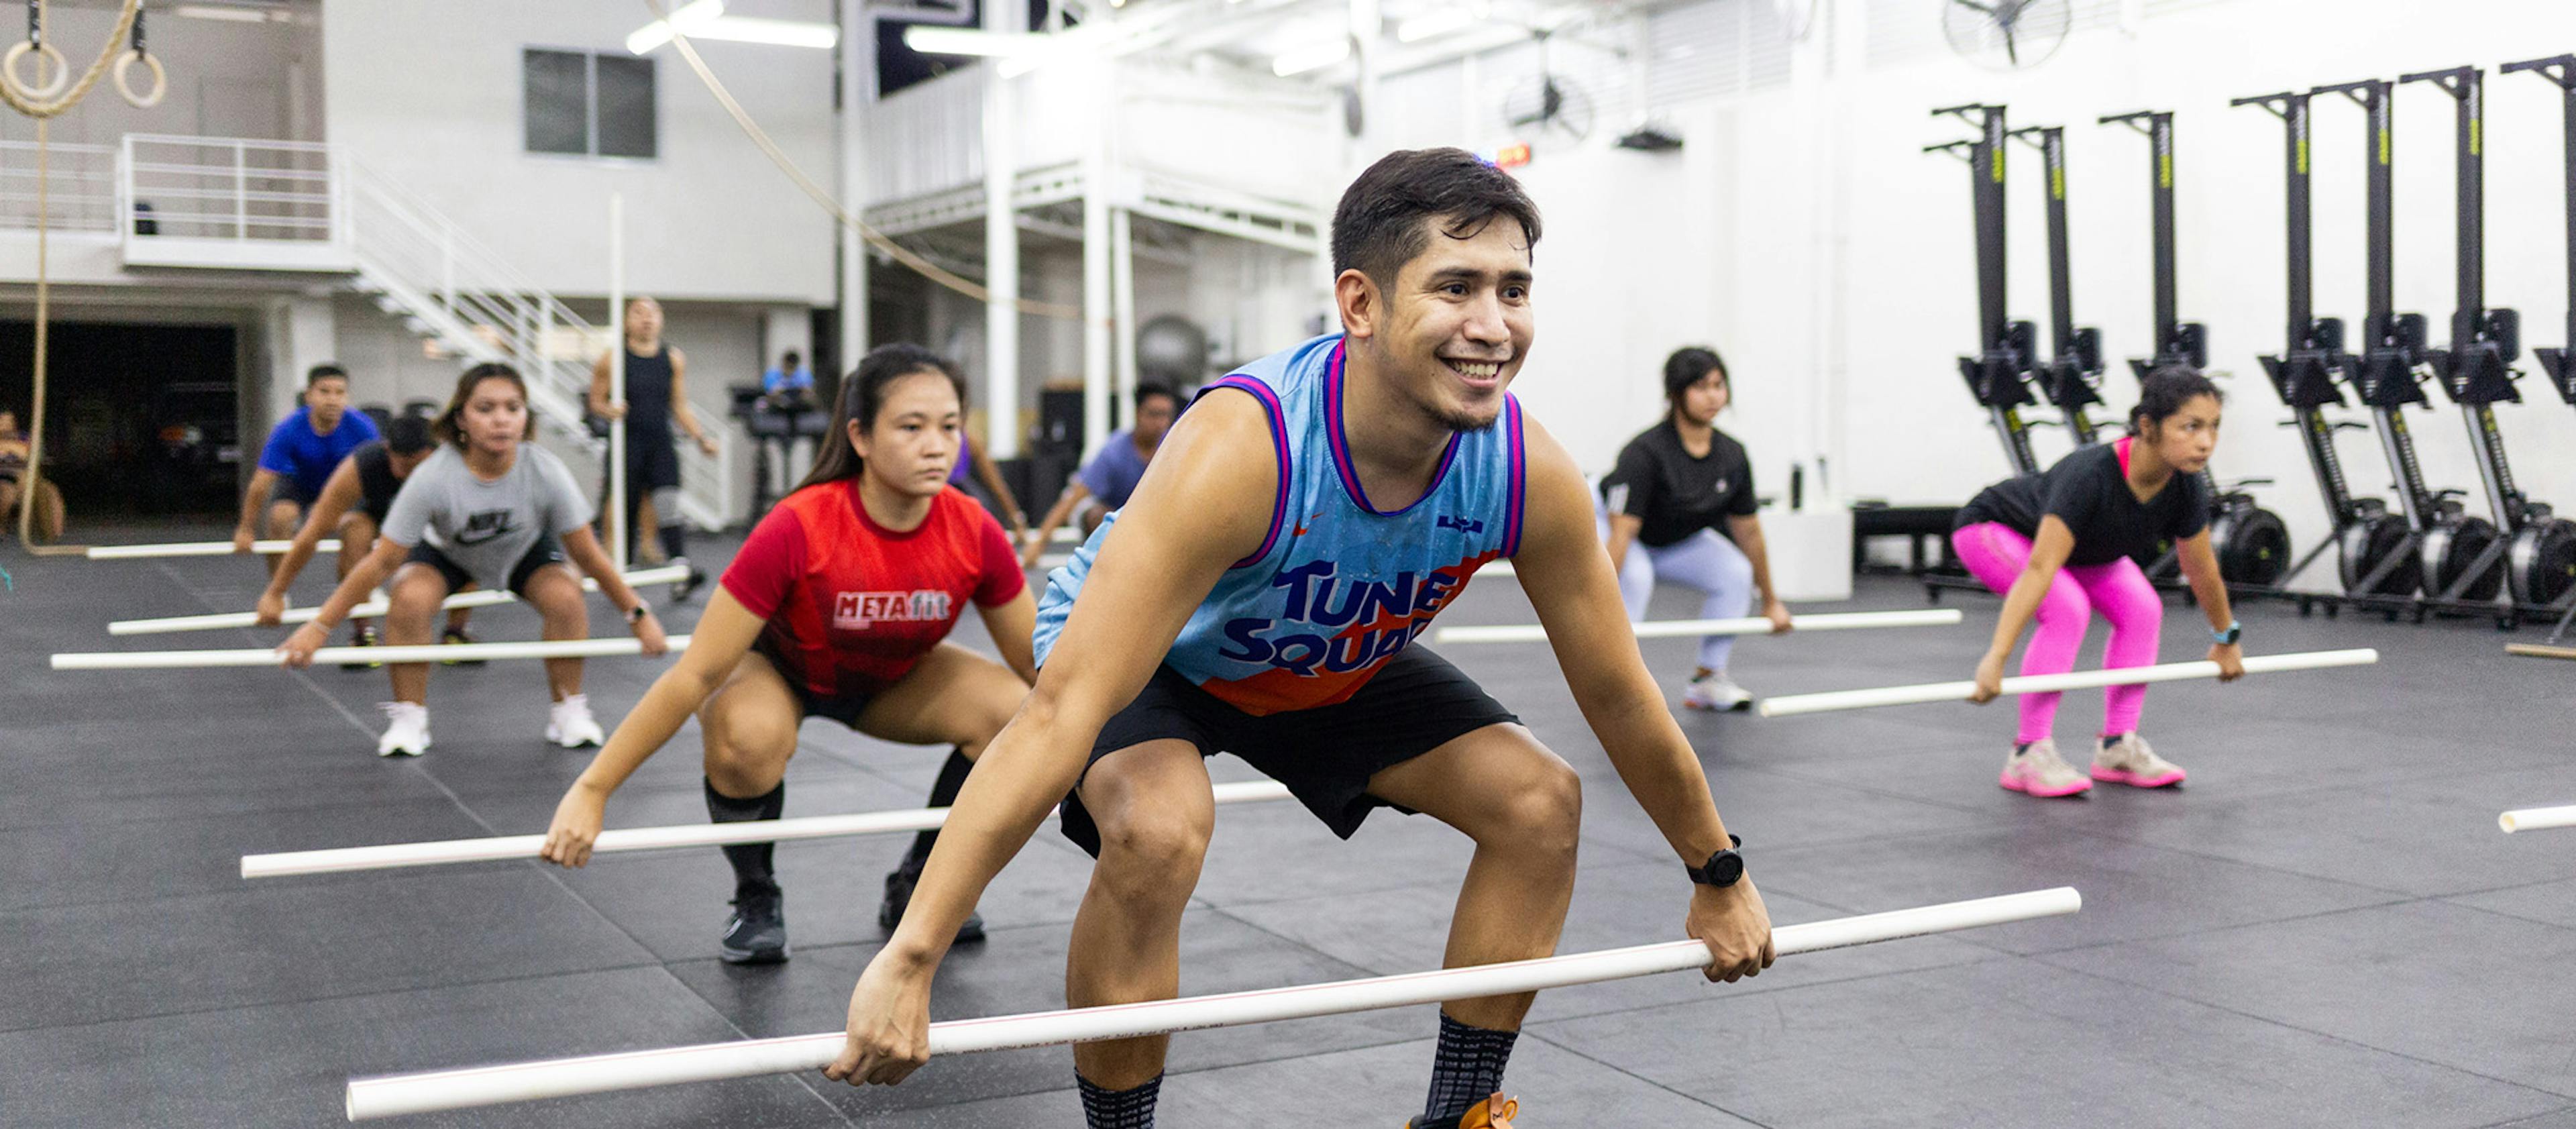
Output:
[433, 362, 533, 449]
[1661, 345, 1729, 419]
[794, 343, 969, 492]
[2128, 364, 2224, 437]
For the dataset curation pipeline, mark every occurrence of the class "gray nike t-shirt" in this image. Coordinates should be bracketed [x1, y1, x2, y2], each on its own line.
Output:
[382, 443, 594, 591]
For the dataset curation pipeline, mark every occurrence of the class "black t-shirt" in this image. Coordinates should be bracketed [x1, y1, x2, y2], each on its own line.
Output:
[352, 441, 402, 524]
[1601, 421, 1759, 548]
[1953, 440, 2210, 567]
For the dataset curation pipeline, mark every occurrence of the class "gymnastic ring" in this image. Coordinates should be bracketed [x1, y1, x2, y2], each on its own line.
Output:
[3, 40, 67, 99]
[113, 49, 162, 107]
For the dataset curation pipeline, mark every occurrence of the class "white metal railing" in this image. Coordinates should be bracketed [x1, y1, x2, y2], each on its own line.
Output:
[337, 154, 727, 530]
[0, 140, 117, 232]
[121, 133, 343, 243]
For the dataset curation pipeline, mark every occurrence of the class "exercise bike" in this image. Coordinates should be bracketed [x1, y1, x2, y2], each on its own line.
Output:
[2095, 109, 2290, 589]
[2231, 89, 2410, 613]
[2406, 64, 2576, 625]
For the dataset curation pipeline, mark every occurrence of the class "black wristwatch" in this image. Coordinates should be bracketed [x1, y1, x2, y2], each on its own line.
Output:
[2211, 620, 2241, 645]
[1686, 835, 1745, 888]
[626, 604, 651, 625]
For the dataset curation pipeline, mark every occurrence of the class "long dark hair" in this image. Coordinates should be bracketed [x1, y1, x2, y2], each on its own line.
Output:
[433, 362, 533, 449]
[2129, 365, 2222, 436]
[1662, 345, 1729, 419]
[794, 343, 969, 492]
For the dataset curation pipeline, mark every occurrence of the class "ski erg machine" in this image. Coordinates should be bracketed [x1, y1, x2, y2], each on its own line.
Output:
[2313, 75, 2502, 617]
[2405, 64, 2576, 623]
[2094, 108, 2291, 588]
[2231, 89, 2410, 612]
[1927, 103, 2044, 477]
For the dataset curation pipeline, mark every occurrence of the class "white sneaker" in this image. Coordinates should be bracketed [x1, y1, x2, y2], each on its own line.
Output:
[545, 694, 605, 749]
[1682, 671, 1753, 712]
[376, 702, 431, 757]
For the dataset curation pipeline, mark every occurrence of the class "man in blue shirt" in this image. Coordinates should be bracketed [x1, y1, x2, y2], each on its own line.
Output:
[235, 364, 378, 581]
[1020, 383, 1178, 568]
[760, 349, 814, 409]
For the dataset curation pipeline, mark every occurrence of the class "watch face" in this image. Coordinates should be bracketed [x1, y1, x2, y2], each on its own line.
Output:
[1707, 851, 1744, 885]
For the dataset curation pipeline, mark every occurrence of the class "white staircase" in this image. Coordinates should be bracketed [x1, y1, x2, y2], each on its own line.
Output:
[114, 133, 729, 531]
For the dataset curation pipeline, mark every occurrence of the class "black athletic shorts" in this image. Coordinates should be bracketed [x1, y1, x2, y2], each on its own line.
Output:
[404, 539, 566, 599]
[752, 635, 873, 729]
[266, 475, 319, 508]
[1057, 645, 1519, 857]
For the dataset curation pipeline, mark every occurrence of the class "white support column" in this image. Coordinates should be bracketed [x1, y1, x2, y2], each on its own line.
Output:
[1111, 205, 1137, 407]
[266, 294, 335, 427]
[838, 0, 873, 372]
[980, 0, 1024, 460]
[1081, 65, 1114, 453]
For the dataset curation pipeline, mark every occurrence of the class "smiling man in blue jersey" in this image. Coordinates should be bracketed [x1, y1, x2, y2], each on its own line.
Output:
[825, 148, 1775, 1128]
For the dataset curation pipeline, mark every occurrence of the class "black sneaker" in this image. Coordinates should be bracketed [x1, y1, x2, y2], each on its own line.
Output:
[879, 862, 986, 944]
[718, 884, 790, 965]
[670, 557, 706, 603]
[338, 623, 380, 670]
[441, 625, 486, 666]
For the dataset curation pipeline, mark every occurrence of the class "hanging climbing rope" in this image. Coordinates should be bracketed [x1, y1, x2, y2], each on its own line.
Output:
[3, 0, 155, 551]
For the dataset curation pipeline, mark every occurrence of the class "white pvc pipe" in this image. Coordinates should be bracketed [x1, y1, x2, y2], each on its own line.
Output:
[86, 539, 340, 559]
[246, 780, 1296, 879]
[1479, 559, 1517, 578]
[343, 886, 2080, 1120]
[2500, 805, 2576, 833]
[107, 566, 690, 636]
[1756, 648, 2380, 717]
[1436, 608, 1962, 645]
[51, 635, 690, 671]
[608, 192, 629, 571]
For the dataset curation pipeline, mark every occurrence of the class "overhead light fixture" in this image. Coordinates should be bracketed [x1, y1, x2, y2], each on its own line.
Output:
[689, 15, 839, 48]
[627, 0, 727, 55]
[170, 4, 274, 23]
[902, 25, 1032, 56]
[1395, 7, 1477, 43]
[1271, 38, 1350, 77]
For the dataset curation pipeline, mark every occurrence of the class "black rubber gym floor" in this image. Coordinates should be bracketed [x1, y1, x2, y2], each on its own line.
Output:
[6, 525, 2575, 1127]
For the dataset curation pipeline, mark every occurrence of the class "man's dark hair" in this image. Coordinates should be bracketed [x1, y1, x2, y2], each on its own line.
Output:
[1330, 148, 1542, 286]
[307, 363, 349, 387]
[1133, 382, 1179, 411]
[782, 350, 802, 368]
[384, 415, 434, 455]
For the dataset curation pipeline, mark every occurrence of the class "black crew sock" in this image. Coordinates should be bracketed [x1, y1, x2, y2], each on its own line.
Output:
[1422, 1013, 1518, 1123]
[704, 777, 786, 898]
[660, 523, 690, 566]
[1077, 1072, 1161, 1129]
[903, 748, 975, 871]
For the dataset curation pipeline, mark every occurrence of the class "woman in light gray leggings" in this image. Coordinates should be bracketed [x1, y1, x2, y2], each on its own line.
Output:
[1599, 346, 1790, 711]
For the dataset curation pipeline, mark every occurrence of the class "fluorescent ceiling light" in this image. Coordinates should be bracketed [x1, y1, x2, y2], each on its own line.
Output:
[1271, 38, 1350, 77]
[1395, 7, 1478, 43]
[627, 0, 726, 55]
[171, 4, 272, 22]
[902, 25, 1032, 56]
[690, 15, 839, 48]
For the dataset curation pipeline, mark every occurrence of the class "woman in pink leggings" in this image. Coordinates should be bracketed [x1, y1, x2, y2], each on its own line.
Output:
[1949, 367, 2247, 798]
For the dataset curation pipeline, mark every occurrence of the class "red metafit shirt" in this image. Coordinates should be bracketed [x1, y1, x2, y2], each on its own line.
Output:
[720, 480, 1024, 700]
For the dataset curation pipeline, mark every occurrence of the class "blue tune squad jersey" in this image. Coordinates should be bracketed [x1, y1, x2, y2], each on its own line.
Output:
[1032, 333, 1527, 716]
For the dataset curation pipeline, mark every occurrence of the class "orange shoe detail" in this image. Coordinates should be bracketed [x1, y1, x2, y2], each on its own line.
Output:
[1405, 1093, 1519, 1129]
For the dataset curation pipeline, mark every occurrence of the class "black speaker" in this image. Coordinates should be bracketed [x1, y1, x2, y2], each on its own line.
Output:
[1036, 388, 1083, 456]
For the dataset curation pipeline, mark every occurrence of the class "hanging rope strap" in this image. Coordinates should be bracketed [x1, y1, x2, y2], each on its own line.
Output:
[113, 0, 162, 108]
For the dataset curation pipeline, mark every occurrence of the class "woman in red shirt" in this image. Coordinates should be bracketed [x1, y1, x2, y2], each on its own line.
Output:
[541, 343, 1035, 965]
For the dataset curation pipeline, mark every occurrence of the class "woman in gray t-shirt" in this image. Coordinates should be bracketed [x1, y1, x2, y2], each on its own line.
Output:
[278, 363, 669, 757]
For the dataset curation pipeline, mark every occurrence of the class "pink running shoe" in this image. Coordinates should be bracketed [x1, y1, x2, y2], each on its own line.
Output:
[2091, 732, 2186, 788]
[1999, 739, 2092, 798]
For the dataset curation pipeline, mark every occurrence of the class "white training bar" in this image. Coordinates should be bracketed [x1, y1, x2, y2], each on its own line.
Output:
[50, 635, 692, 671]
[2500, 806, 2576, 833]
[85, 538, 338, 559]
[244, 780, 1297, 879]
[107, 566, 690, 635]
[1436, 608, 1962, 645]
[344, 886, 2080, 1119]
[1756, 647, 2379, 718]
